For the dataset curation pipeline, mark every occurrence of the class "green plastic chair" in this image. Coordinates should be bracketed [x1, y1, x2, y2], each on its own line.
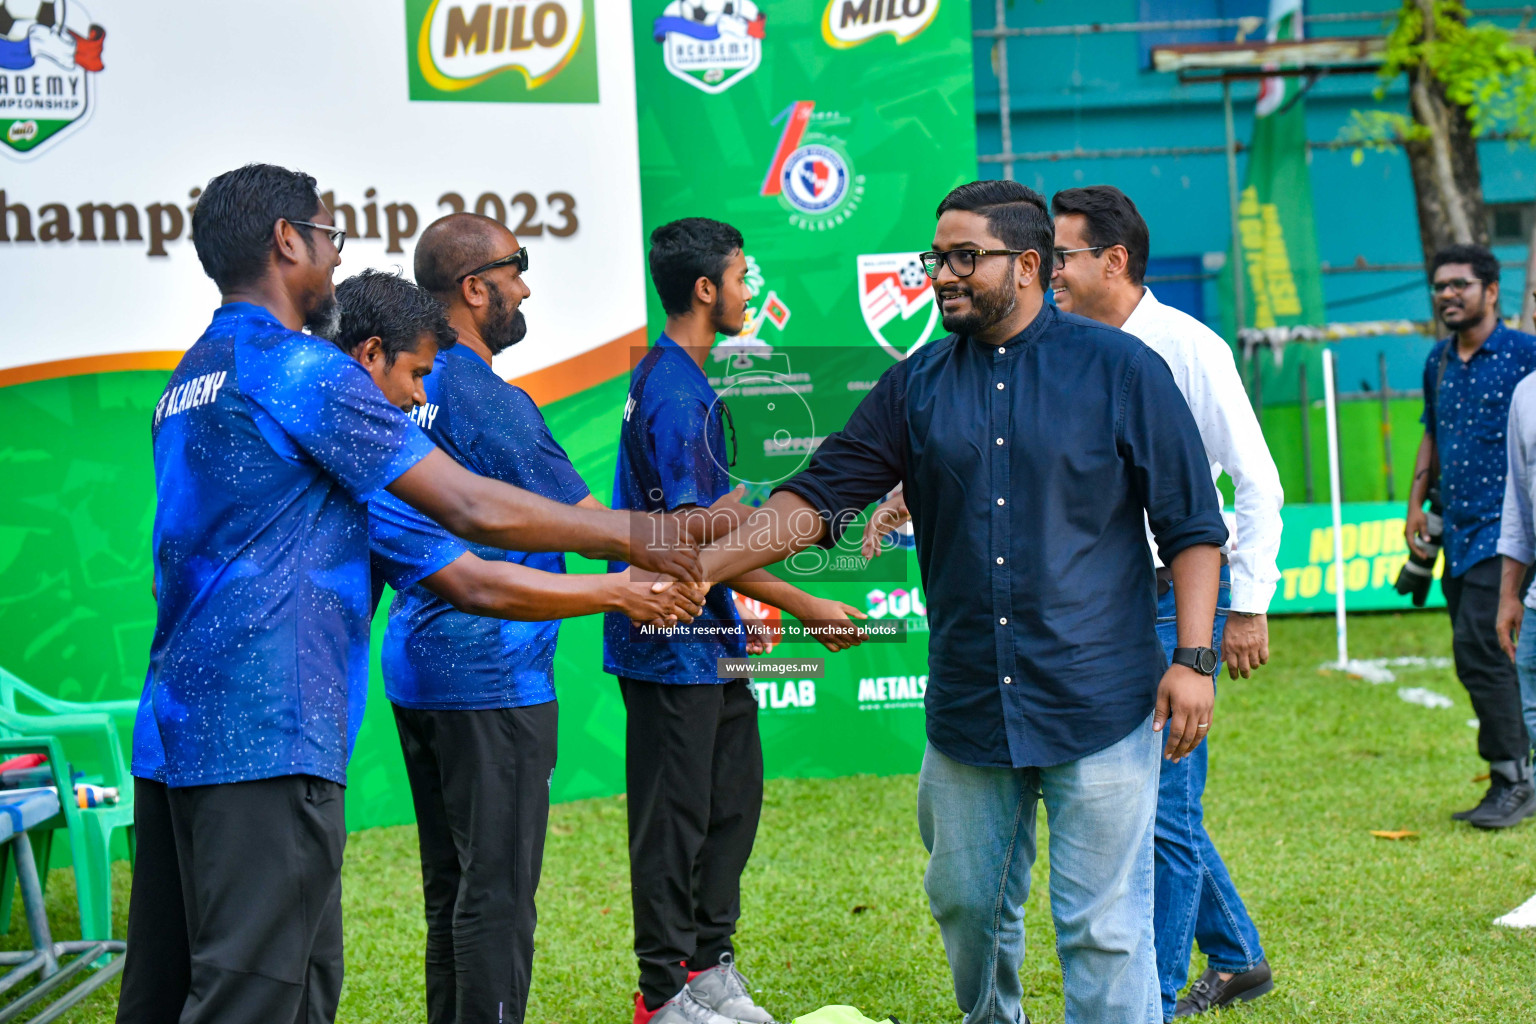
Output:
[0, 667, 138, 766]
[0, 704, 135, 943]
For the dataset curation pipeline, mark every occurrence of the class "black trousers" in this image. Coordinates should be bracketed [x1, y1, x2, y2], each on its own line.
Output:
[116, 778, 188, 1024]
[116, 775, 346, 1024]
[619, 678, 764, 1011]
[1443, 556, 1531, 765]
[393, 701, 559, 1024]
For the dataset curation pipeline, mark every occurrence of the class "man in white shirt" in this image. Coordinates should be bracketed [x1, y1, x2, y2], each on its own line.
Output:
[1050, 185, 1284, 1021]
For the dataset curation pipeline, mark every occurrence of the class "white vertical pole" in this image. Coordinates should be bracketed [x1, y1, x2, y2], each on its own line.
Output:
[1323, 348, 1348, 666]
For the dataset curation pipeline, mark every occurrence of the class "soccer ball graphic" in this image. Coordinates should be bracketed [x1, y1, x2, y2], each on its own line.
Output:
[898, 259, 927, 290]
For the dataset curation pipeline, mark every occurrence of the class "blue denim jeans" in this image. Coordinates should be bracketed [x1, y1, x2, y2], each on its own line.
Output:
[917, 717, 1163, 1024]
[1153, 568, 1265, 1021]
[1512, 606, 1536, 758]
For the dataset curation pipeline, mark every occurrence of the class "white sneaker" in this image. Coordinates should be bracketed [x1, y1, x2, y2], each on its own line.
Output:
[1493, 890, 1536, 928]
[647, 985, 740, 1024]
[687, 953, 777, 1024]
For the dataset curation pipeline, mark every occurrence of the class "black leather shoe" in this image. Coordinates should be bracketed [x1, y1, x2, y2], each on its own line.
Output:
[1174, 962, 1274, 1017]
[1469, 780, 1536, 830]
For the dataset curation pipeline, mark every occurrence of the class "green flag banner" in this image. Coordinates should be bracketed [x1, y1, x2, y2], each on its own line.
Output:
[1220, 0, 1326, 347]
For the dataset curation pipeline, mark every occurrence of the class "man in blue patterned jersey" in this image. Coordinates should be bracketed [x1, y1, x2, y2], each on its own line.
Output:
[123, 164, 700, 1024]
[611, 218, 867, 1024]
[118, 265, 703, 1024]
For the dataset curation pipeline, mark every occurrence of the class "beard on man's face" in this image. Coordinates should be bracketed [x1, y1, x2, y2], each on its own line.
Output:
[711, 289, 745, 337]
[1438, 289, 1487, 331]
[938, 272, 1018, 337]
[483, 282, 529, 356]
[305, 293, 342, 341]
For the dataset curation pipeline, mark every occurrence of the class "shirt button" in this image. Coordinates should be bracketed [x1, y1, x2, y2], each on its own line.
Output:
[996, 498, 1005, 506]
[1003, 675, 1013, 684]
[999, 617, 1008, 625]
[996, 382, 1005, 390]
[996, 438, 1004, 445]
[997, 347, 1006, 355]
[996, 556, 1004, 564]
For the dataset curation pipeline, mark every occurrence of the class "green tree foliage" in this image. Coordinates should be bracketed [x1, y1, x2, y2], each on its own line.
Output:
[1344, 0, 1536, 159]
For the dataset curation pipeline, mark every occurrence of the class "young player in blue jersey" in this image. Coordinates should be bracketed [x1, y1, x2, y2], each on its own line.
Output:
[120, 164, 703, 1024]
[611, 219, 868, 1024]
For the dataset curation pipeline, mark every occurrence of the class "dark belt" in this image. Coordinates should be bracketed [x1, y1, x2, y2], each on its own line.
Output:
[1156, 553, 1228, 598]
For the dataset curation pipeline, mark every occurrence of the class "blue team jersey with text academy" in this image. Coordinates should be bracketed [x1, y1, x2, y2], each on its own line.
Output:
[379, 345, 589, 710]
[137, 302, 433, 788]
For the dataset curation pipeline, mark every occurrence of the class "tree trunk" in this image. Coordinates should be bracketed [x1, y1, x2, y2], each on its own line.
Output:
[1401, 0, 1489, 266]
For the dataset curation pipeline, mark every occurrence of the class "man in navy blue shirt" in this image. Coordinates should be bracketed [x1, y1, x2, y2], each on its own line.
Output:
[1407, 244, 1536, 829]
[611, 218, 866, 1024]
[693, 182, 1227, 1024]
[125, 164, 702, 1024]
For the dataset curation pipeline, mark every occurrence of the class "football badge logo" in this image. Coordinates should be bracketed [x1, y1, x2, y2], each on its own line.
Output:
[0, 0, 106, 159]
[760, 101, 864, 232]
[857, 252, 939, 360]
[653, 0, 765, 94]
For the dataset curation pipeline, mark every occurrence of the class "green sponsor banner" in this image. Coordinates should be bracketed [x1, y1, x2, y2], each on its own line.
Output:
[1267, 501, 1444, 615]
[404, 0, 600, 103]
[613, 0, 973, 791]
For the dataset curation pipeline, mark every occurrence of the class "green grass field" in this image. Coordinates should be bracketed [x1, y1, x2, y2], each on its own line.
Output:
[11, 611, 1536, 1023]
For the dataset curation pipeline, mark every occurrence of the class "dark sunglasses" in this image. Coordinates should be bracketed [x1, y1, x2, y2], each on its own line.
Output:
[288, 219, 346, 253]
[457, 246, 529, 283]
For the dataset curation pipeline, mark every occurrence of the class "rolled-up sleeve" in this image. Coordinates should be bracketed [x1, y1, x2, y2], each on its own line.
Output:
[774, 361, 907, 546]
[1498, 385, 1536, 566]
[1119, 347, 1229, 562]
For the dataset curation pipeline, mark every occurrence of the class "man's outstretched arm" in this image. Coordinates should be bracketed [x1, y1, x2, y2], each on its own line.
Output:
[420, 553, 704, 625]
[388, 449, 700, 581]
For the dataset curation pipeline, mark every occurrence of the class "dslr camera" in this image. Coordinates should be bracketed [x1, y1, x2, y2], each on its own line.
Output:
[1395, 487, 1443, 607]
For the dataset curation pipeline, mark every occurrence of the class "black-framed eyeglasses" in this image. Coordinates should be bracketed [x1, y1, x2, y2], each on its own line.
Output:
[1053, 245, 1104, 270]
[1431, 277, 1478, 295]
[919, 249, 1025, 279]
[288, 219, 346, 253]
[457, 247, 529, 283]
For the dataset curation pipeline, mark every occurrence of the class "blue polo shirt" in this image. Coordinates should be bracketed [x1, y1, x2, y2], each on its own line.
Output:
[779, 304, 1227, 768]
[135, 504, 467, 782]
[377, 345, 589, 710]
[1422, 323, 1536, 577]
[604, 334, 747, 684]
[135, 302, 436, 788]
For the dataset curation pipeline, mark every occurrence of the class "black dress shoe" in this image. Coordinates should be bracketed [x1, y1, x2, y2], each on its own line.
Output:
[1469, 780, 1536, 830]
[1174, 962, 1274, 1017]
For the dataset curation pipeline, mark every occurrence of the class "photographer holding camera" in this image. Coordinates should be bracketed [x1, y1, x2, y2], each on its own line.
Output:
[1408, 244, 1536, 830]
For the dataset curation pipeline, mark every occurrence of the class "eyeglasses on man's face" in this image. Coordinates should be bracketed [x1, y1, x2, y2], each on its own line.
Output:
[457, 246, 530, 283]
[1053, 245, 1105, 271]
[1431, 277, 1479, 296]
[919, 249, 1025, 279]
[288, 219, 346, 253]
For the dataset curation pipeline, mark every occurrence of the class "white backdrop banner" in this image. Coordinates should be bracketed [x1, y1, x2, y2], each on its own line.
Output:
[0, 0, 644, 382]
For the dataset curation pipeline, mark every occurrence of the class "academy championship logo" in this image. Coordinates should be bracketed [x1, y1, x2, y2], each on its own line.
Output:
[760, 101, 864, 232]
[857, 252, 939, 360]
[407, 0, 598, 103]
[822, 0, 938, 48]
[653, 0, 765, 94]
[0, 0, 105, 159]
